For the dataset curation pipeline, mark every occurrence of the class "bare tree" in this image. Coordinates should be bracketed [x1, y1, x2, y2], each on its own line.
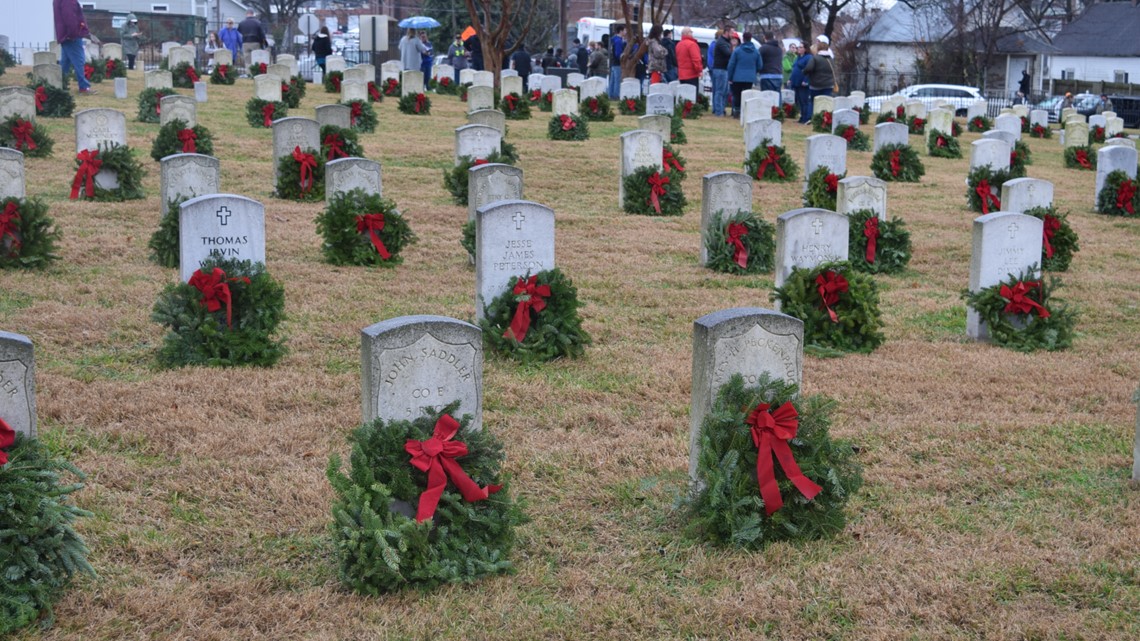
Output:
[463, 0, 538, 86]
[245, 0, 311, 43]
[616, 0, 677, 79]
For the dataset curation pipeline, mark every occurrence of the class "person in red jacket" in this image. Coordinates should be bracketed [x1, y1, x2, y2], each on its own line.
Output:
[54, 0, 99, 94]
[676, 27, 703, 88]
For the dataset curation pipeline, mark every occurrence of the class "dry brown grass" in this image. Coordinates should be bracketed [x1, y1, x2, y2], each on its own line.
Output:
[3, 67, 1139, 641]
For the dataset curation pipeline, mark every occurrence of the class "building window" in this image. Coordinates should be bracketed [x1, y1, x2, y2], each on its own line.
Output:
[80, 2, 95, 8]
[152, 4, 169, 11]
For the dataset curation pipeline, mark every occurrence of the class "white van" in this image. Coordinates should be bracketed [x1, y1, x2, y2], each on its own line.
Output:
[575, 17, 717, 51]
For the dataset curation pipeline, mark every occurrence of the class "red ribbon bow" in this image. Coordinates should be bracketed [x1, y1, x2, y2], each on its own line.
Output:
[1075, 149, 1092, 169]
[1042, 214, 1061, 258]
[824, 173, 839, 193]
[936, 136, 947, 148]
[973, 117, 983, 128]
[784, 103, 794, 117]
[105, 58, 116, 77]
[889, 149, 901, 176]
[531, 89, 542, 101]
[385, 78, 398, 94]
[368, 81, 380, 101]
[292, 146, 317, 195]
[405, 414, 502, 522]
[815, 270, 848, 323]
[177, 128, 197, 153]
[70, 149, 102, 199]
[504, 94, 518, 110]
[324, 134, 347, 160]
[83, 64, 94, 80]
[414, 93, 426, 113]
[281, 82, 291, 97]
[11, 119, 36, 151]
[662, 150, 684, 173]
[912, 117, 924, 131]
[34, 86, 47, 113]
[473, 158, 489, 166]
[258, 62, 267, 75]
[441, 76, 451, 86]
[1033, 125, 1045, 137]
[350, 101, 362, 125]
[1117, 180, 1136, 214]
[975, 179, 1001, 214]
[218, 64, 228, 79]
[189, 267, 249, 328]
[647, 171, 669, 214]
[757, 146, 786, 179]
[331, 74, 341, 91]
[821, 111, 832, 127]
[747, 402, 823, 515]
[154, 91, 166, 114]
[355, 213, 392, 259]
[589, 97, 599, 112]
[0, 417, 15, 466]
[503, 275, 551, 342]
[726, 222, 748, 269]
[0, 202, 21, 257]
[625, 98, 636, 111]
[864, 217, 879, 263]
[544, 92, 552, 103]
[839, 126, 855, 142]
[559, 114, 575, 131]
[1000, 281, 1050, 318]
[187, 66, 199, 83]
[771, 106, 780, 119]
[262, 103, 275, 127]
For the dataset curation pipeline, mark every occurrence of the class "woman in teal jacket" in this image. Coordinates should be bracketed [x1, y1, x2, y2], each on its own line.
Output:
[726, 32, 761, 118]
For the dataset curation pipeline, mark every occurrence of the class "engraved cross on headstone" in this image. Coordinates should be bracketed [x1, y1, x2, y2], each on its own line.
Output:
[812, 218, 823, 235]
[1007, 222, 1019, 239]
[216, 206, 232, 226]
[513, 211, 525, 230]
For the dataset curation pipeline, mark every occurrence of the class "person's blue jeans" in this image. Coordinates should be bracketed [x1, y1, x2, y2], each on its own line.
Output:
[795, 87, 810, 123]
[59, 39, 90, 91]
[806, 87, 833, 123]
[760, 77, 782, 92]
[711, 68, 728, 116]
[608, 65, 622, 99]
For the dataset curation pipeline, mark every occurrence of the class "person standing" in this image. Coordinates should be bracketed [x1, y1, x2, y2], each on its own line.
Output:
[120, 14, 142, 71]
[675, 27, 702, 89]
[587, 41, 608, 78]
[661, 29, 678, 82]
[465, 33, 483, 71]
[311, 26, 332, 75]
[1095, 94, 1114, 114]
[711, 27, 733, 116]
[447, 34, 467, 84]
[573, 38, 588, 75]
[418, 31, 433, 83]
[510, 44, 532, 92]
[757, 33, 783, 92]
[783, 39, 799, 86]
[608, 24, 625, 99]
[219, 17, 242, 65]
[803, 35, 836, 123]
[399, 28, 428, 72]
[1019, 69, 1031, 100]
[53, 0, 98, 94]
[237, 10, 266, 67]
[646, 25, 668, 85]
[726, 32, 760, 118]
[789, 42, 813, 123]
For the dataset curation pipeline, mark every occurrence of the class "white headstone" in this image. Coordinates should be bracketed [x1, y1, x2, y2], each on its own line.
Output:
[0, 331, 37, 439]
[620, 79, 641, 99]
[804, 134, 848, 178]
[831, 108, 859, 133]
[675, 84, 697, 106]
[341, 80, 368, 104]
[637, 114, 671, 142]
[926, 108, 954, 141]
[213, 49, 233, 67]
[251, 49, 272, 68]
[967, 100, 987, 121]
[74, 108, 127, 153]
[814, 95, 835, 115]
[0, 148, 26, 200]
[316, 104, 352, 129]
[454, 124, 502, 166]
[982, 129, 1018, 149]
[381, 60, 402, 81]
[1000, 178, 1053, 214]
[32, 64, 63, 89]
[326, 157, 383, 200]
[472, 70, 494, 88]
[466, 85, 494, 112]
[272, 117, 321, 184]
[1030, 110, 1049, 129]
[966, 212, 1044, 340]
[33, 51, 55, 67]
[467, 108, 506, 134]
[619, 130, 664, 204]
[502, 75, 524, 97]
[0, 87, 36, 122]
[836, 176, 888, 219]
[552, 88, 579, 116]
[342, 67, 368, 85]
[1064, 121, 1089, 149]
[873, 122, 909, 152]
[114, 77, 128, 100]
[160, 153, 220, 216]
[994, 113, 1022, 141]
[468, 163, 524, 222]
[474, 200, 555, 321]
[700, 172, 753, 264]
[255, 74, 282, 102]
[178, 194, 267, 282]
[145, 70, 174, 90]
[566, 72, 584, 88]
[159, 95, 197, 127]
[970, 139, 1012, 172]
[1095, 145, 1139, 208]
[278, 54, 299, 77]
[326, 55, 347, 73]
[744, 119, 782, 155]
[774, 208, 850, 288]
[102, 43, 123, 61]
[540, 76, 561, 95]
[401, 70, 424, 95]
[168, 46, 195, 70]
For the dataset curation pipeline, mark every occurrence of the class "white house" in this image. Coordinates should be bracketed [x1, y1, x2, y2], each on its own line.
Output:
[1048, 3, 1140, 85]
[75, 0, 253, 26]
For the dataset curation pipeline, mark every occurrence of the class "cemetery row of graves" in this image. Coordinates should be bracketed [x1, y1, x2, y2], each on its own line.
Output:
[0, 43, 1138, 638]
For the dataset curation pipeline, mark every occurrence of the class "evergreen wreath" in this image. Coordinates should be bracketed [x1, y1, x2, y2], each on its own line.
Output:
[280, 79, 302, 108]
[83, 58, 105, 84]
[0, 196, 62, 269]
[320, 125, 363, 161]
[0, 116, 54, 158]
[291, 75, 308, 100]
[1008, 141, 1030, 178]
[618, 96, 645, 115]
[846, 209, 911, 275]
[499, 92, 531, 119]
[661, 143, 687, 183]
[498, 139, 520, 165]
[1063, 145, 1096, 170]
[346, 100, 377, 132]
[1029, 123, 1052, 139]
[870, 143, 924, 182]
[397, 92, 432, 115]
[670, 112, 687, 144]
[70, 143, 146, 202]
[696, 93, 710, 112]
[622, 165, 686, 216]
[460, 220, 476, 262]
[907, 115, 925, 135]
[744, 141, 798, 182]
[30, 82, 74, 118]
[926, 130, 961, 159]
[951, 120, 963, 137]
[965, 165, 1010, 214]
[835, 124, 870, 151]
[479, 268, 591, 363]
[1025, 205, 1079, 271]
[678, 99, 702, 120]
[1095, 170, 1140, 217]
[149, 119, 215, 161]
[0, 432, 95, 634]
[968, 115, 993, 132]
[170, 61, 202, 88]
[874, 110, 901, 125]
[248, 61, 268, 77]
[245, 97, 288, 128]
[803, 166, 845, 209]
[209, 62, 236, 84]
[275, 147, 325, 201]
[429, 75, 458, 95]
[1089, 125, 1106, 144]
[582, 95, 615, 121]
[381, 77, 400, 96]
[853, 105, 869, 124]
[315, 188, 417, 266]
[323, 70, 343, 93]
[327, 405, 525, 594]
[442, 151, 516, 205]
[538, 90, 553, 112]
[151, 257, 287, 367]
[366, 80, 383, 102]
[703, 210, 775, 274]
[684, 373, 862, 549]
[771, 261, 885, 353]
[136, 87, 173, 123]
[547, 113, 589, 141]
[962, 268, 1077, 352]
[147, 196, 187, 268]
[102, 57, 128, 80]
[1019, 116, 1030, 133]
[811, 109, 833, 133]
[459, 82, 469, 102]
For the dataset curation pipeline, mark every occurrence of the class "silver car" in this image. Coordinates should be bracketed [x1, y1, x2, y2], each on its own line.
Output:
[866, 84, 985, 116]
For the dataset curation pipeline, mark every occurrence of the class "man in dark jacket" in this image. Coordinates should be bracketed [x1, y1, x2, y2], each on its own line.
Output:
[465, 34, 483, 71]
[711, 29, 733, 116]
[661, 29, 678, 82]
[757, 33, 783, 91]
[237, 10, 267, 67]
[54, 0, 98, 94]
[511, 45, 532, 92]
[573, 38, 588, 75]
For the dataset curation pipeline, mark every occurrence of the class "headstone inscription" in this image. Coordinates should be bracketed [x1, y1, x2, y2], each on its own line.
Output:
[804, 134, 848, 178]
[178, 194, 267, 282]
[1000, 178, 1053, 214]
[160, 153, 220, 216]
[774, 208, 850, 289]
[468, 163, 524, 222]
[474, 200, 555, 322]
[145, 70, 174, 90]
[552, 89, 579, 116]
[619, 130, 664, 205]
[744, 119, 782, 155]
[0, 148, 25, 200]
[700, 172, 753, 264]
[454, 124, 502, 166]
[271, 117, 320, 184]
[325, 158, 383, 201]
[0, 331, 36, 439]
[966, 212, 1043, 340]
[74, 108, 127, 153]
[316, 104, 352, 129]
[159, 95, 197, 127]
[873, 122, 909, 152]
[0, 87, 36, 122]
[836, 176, 887, 219]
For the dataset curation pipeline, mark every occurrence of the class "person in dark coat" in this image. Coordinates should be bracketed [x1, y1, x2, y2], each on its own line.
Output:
[237, 10, 267, 67]
[311, 26, 332, 75]
[726, 32, 761, 118]
[511, 45, 532, 92]
[661, 29, 678, 82]
[573, 38, 588, 75]
[465, 34, 483, 71]
[711, 28, 733, 116]
[757, 32, 783, 91]
[788, 42, 813, 123]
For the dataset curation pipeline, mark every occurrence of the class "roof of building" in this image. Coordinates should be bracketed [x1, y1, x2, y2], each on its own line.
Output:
[1052, 3, 1140, 56]
[863, 2, 953, 44]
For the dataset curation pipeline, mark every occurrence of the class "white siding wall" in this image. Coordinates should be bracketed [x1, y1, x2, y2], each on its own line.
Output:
[1049, 56, 1140, 83]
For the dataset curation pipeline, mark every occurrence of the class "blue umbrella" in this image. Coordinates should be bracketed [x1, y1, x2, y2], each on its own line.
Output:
[398, 16, 441, 29]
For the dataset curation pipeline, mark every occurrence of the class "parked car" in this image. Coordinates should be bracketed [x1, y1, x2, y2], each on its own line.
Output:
[865, 84, 985, 116]
[1036, 93, 1098, 122]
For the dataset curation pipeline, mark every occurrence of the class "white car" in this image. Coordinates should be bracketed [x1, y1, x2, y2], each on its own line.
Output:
[866, 84, 985, 116]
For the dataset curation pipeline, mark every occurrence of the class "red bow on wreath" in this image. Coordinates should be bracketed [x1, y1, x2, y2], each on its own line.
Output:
[189, 267, 249, 328]
[177, 128, 197, 153]
[292, 146, 317, 195]
[559, 114, 576, 131]
[1042, 214, 1061, 259]
[0, 417, 15, 466]
[473, 158, 489, 166]
[815, 270, 848, 323]
[864, 217, 880, 263]
[1010, 151, 1020, 168]
[105, 59, 116, 77]
[589, 97, 599, 113]
[1033, 125, 1045, 137]
[414, 93, 426, 113]
[0, 202, 21, 257]
[543, 92, 552, 103]
[821, 111, 832, 127]
[281, 82, 291, 97]
[889, 149, 901, 177]
[405, 414, 502, 523]
[896, 106, 905, 119]
[784, 103, 794, 117]
[625, 98, 637, 111]
[385, 78, 398, 94]
[323, 134, 347, 160]
[83, 64, 94, 80]
[504, 94, 518, 110]
[12, 119, 36, 151]
[746, 402, 823, 515]
[441, 76, 451, 86]
[936, 136, 947, 148]
[758, 146, 786, 179]
[726, 222, 748, 269]
[34, 86, 47, 113]
[187, 66, 199, 83]
[1075, 149, 1092, 169]
[839, 126, 856, 143]
[530, 89, 541, 101]
[680, 100, 692, 117]
[262, 103, 275, 127]
[647, 171, 669, 214]
[662, 149, 684, 173]
[70, 149, 102, 199]
[1117, 179, 1136, 214]
[368, 82, 380, 101]
[331, 74, 341, 91]
[350, 101, 362, 125]
[355, 213, 392, 260]
[1000, 281, 1050, 318]
[912, 117, 924, 130]
[824, 173, 839, 193]
[503, 274, 551, 343]
[975, 179, 1001, 214]
[218, 64, 228, 79]
[154, 91, 166, 114]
